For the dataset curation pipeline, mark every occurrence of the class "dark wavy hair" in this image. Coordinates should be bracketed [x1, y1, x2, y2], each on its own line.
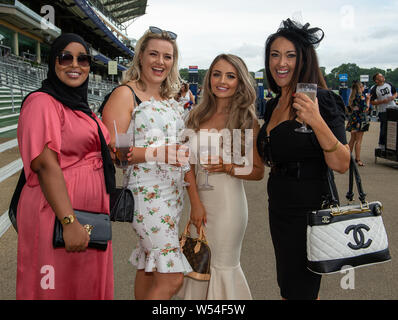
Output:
[265, 19, 327, 97]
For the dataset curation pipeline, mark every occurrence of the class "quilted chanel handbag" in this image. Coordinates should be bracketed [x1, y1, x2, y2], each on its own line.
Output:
[180, 223, 211, 281]
[109, 187, 134, 222]
[307, 157, 391, 274]
[53, 210, 112, 251]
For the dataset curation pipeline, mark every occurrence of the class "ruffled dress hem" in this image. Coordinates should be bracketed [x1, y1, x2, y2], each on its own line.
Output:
[129, 246, 193, 275]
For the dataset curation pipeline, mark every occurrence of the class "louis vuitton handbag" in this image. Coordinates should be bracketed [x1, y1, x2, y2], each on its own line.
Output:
[306, 157, 391, 274]
[180, 223, 211, 281]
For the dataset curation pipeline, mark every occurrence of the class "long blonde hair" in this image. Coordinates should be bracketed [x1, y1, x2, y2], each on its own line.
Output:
[122, 29, 181, 99]
[186, 54, 257, 151]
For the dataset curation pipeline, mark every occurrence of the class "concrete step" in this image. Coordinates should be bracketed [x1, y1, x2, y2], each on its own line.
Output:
[0, 100, 22, 105]
[0, 86, 22, 92]
[0, 158, 22, 184]
[0, 138, 18, 153]
[0, 95, 23, 101]
[0, 117, 18, 128]
[0, 158, 22, 237]
[0, 106, 21, 114]
[0, 113, 19, 120]
[0, 211, 12, 239]
[0, 124, 17, 134]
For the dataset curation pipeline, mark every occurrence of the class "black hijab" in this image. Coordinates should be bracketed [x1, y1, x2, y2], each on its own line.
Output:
[21, 33, 115, 194]
[39, 33, 91, 111]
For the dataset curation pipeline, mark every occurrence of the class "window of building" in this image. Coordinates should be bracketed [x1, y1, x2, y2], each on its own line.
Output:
[18, 33, 36, 61]
[40, 42, 50, 64]
[0, 24, 14, 56]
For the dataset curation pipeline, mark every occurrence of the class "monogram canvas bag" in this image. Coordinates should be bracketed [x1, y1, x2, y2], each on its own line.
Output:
[306, 157, 391, 274]
[180, 223, 211, 281]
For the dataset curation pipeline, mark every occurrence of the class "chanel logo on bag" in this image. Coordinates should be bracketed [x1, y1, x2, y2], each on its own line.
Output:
[322, 216, 330, 224]
[345, 224, 372, 250]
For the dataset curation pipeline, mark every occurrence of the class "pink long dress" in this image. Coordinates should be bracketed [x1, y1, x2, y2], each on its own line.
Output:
[16, 92, 114, 300]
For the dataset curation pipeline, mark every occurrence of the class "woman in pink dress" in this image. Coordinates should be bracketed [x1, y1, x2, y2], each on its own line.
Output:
[16, 33, 115, 299]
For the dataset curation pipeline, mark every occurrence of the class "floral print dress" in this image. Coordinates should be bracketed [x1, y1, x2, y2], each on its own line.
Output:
[124, 98, 192, 274]
[346, 93, 371, 132]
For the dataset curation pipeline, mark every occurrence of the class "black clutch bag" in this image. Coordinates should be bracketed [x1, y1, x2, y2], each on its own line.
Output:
[109, 187, 134, 222]
[53, 210, 112, 251]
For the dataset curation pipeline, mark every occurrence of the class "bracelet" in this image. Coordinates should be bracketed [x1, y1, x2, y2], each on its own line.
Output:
[323, 141, 340, 153]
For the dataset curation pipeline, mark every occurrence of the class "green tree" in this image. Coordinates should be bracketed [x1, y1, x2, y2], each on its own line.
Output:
[324, 64, 387, 90]
[326, 63, 361, 88]
[179, 68, 188, 81]
[386, 68, 398, 89]
[179, 68, 208, 85]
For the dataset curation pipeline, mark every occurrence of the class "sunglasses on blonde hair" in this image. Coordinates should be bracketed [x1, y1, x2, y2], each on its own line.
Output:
[57, 52, 92, 67]
[149, 26, 177, 40]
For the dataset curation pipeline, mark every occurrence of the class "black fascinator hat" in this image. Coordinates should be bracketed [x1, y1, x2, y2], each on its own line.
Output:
[278, 18, 325, 48]
[265, 18, 328, 95]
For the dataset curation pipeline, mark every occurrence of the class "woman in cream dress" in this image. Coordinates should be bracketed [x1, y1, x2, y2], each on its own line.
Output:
[178, 54, 264, 300]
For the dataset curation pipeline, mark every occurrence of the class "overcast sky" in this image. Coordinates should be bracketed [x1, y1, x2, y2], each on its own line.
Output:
[126, 0, 398, 74]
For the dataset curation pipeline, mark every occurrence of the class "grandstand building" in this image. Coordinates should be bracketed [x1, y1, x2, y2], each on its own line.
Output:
[0, 0, 147, 139]
[0, 0, 147, 78]
[0, 1, 147, 240]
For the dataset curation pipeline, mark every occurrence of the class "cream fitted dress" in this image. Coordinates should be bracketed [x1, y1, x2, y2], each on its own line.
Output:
[179, 131, 252, 300]
[125, 97, 192, 274]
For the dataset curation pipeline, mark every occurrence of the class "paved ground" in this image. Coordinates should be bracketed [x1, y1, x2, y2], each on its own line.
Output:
[0, 122, 397, 300]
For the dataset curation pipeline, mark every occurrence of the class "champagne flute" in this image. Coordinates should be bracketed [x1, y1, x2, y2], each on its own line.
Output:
[114, 120, 133, 168]
[198, 145, 215, 191]
[294, 83, 317, 134]
[162, 140, 190, 187]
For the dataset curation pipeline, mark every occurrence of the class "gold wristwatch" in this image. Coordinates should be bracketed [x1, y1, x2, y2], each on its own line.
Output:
[61, 214, 75, 225]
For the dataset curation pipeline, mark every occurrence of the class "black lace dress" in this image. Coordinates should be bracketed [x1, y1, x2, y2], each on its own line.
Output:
[257, 88, 347, 300]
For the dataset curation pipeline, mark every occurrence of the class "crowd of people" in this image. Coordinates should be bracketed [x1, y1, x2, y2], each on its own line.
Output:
[13, 17, 393, 301]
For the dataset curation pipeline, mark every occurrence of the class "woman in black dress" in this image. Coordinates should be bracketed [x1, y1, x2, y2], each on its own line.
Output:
[257, 19, 350, 300]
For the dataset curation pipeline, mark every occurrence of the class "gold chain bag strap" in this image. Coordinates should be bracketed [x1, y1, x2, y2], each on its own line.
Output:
[180, 223, 211, 281]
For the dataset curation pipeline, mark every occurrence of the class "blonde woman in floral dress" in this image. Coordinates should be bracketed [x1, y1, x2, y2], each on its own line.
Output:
[102, 27, 206, 300]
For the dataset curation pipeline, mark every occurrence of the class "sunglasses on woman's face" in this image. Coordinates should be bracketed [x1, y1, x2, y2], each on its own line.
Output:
[149, 26, 177, 40]
[57, 52, 91, 67]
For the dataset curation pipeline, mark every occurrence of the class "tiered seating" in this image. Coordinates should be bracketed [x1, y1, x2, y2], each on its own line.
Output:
[0, 56, 116, 137]
[0, 87, 22, 138]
